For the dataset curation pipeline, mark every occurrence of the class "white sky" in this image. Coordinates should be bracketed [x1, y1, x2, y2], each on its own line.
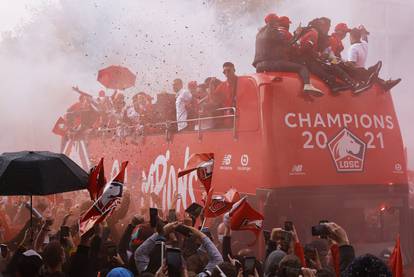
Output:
[0, 0, 55, 35]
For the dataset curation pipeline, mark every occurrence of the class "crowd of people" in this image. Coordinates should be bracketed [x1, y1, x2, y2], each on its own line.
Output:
[37, 12, 407, 277]
[0, 191, 399, 277]
[56, 62, 237, 147]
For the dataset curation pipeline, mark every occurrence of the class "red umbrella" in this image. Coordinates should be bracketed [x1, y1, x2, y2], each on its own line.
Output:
[97, 65, 136, 89]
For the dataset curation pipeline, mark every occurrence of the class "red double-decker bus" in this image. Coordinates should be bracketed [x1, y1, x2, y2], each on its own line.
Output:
[58, 72, 412, 262]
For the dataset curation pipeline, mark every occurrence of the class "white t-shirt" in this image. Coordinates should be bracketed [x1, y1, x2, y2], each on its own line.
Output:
[175, 88, 192, 131]
[348, 40, 368, 68]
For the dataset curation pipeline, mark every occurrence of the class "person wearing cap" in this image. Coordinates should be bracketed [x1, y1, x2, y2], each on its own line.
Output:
[322, 23, 376, 94]
[329, 23, 351, 59]
[278, 16, 291, 29]
[278, 16, 293, 41]
[253, 13, 323, 96]
[264, 13, 278, 24]
[106, 267, 134, 277]
[293, 17, 351, 93]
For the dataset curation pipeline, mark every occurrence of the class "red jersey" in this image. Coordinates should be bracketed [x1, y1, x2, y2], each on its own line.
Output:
[213, 79, 237, 107]
[329, 33, 344, 58]
[277, 27, 293, 42]
[298, 28, 319, 52]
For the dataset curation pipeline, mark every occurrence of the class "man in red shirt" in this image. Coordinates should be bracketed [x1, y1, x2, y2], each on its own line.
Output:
[295, 18, 352, 93]
[278, 16, 293, 41]
[210, 62, 239, 128]
[328, 23, 350, 59]
[213, 62, 238, 108]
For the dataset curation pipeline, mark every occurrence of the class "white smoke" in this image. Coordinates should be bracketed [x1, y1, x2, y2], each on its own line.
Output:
[0, 0, 235, 153]
[0, 0, 413, 168]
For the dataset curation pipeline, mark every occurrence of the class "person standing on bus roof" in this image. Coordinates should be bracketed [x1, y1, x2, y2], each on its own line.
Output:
[253, 14, 323, 96]
[173, 78, 192, 131]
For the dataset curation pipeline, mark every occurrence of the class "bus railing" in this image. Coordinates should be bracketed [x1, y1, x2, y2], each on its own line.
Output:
[150, 106, 237, 141]
[67, 106, 237, 142]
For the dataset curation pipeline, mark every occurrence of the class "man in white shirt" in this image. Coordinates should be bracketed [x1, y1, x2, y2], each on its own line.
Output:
[173, 78, 192, 131]
[347, 27, 401, 92]
[348, 28, 368, 68]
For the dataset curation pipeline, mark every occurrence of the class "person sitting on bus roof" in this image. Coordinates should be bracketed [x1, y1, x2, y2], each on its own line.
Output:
[173, 78, 193, 132]
[346, 27, 401, 92]
[293, 17, 353, 93]
[323, 25, 380, 94]
[313, 22, 374, 94]
[252, 14, 323, 96]
[278, 15, 293, 40]
[327, 23, 351, 59]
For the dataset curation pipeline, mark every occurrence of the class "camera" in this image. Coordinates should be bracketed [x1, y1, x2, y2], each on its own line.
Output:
[243, 256, 256, 276]
[166, 248, 182, 276]
[284, 221, 293, 231]
[149, 208, 158, 228]
[311, 224, 329, 237]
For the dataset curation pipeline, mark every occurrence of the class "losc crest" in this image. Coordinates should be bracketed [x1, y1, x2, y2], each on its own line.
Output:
[328, 128, 366, 172]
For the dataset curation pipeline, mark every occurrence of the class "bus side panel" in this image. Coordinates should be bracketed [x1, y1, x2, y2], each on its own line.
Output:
[261, 73, 408, 188]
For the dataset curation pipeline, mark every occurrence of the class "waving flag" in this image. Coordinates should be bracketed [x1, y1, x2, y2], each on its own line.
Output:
[87, 158, 107, 201]
[204, 188, 241, 218]
[229, 197, 264, 246]
[389, 235, 403, 277]
[178, 153, 214, 192]
[80, 161, 128, 235]
[52, 116, 67, 136]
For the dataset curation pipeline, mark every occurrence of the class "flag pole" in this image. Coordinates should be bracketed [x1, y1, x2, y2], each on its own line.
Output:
[201, 217, 207, 229]
[30, 195, 33, 242]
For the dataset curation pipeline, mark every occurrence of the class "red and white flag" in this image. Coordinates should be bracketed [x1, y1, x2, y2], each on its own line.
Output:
[178, 153, 214, 192]
[87, 158, 107, 201]
[52, 116, 67, 136]
[229, 197, 264, 246]
[79, 161, 128, 236]
[389, 235, 403, 277]
[204, 188, 241, 218]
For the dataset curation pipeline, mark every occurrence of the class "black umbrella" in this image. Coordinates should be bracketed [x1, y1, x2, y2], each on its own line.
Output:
[0, 151, 88, 195]
[0, 151, 89, 239]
